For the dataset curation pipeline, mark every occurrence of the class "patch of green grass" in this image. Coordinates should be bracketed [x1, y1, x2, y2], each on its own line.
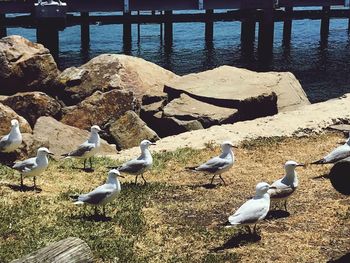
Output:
[240, 136, 286, 150]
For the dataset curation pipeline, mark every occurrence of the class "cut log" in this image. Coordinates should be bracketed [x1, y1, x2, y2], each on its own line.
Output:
[11, 237, 94, 263]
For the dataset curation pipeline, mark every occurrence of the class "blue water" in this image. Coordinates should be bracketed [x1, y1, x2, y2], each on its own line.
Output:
[7, 14, 350, 103]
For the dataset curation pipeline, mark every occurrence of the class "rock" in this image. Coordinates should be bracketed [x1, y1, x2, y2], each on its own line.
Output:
[163, 94, 239, 128]
[33, 117, 116, 158]
[60, 89, 137, 130]
[0, 103, 32, 135]
[1, 92, 62, 127]
[109, 111, 159, 150]
[0, 35, 60, 95]
[56, 54, 178, 105]
[164, 66, 310, 118]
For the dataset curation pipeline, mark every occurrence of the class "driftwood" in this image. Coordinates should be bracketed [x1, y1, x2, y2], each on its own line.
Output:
[11, 237, 94, 263]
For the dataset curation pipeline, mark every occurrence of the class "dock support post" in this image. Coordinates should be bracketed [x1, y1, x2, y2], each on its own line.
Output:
[0, 14, 6, 38]
[258, 6, 274, 61]
[123, 11, 132, 53]
[283, 7, 293, 46]
[320, 6, 330, 45]
[164, 10, 173, 48]
[81, 12, 90, 50]
[205, 9, 214, 42]
[241, 9, 256, 52]
[36, 20, 60, 60]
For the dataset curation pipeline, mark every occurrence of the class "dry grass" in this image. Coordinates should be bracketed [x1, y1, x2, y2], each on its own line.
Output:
[0, 131, 349, 262]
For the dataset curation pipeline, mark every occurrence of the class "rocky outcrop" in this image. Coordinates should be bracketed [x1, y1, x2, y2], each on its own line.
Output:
[164, 66, 310, 117]
[1, 92, 62, 127]
[0, 103, 32, 135]
[163, 94, 239, 128]
[56, 54, 178, 105]
[0, 35, 60, 95]
[60, 89, 137, 130]
[33, 116, 117, 158]
[109, 111, 159, 150]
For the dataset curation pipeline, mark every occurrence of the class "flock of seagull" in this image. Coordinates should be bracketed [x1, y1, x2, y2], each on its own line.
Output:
[1, 118, 349, 234]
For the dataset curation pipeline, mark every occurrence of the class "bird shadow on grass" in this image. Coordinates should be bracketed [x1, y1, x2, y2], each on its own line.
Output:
[312, 173, 330, 180]
[71, 213, 112, 222]
[72, 167, 94, 173]
[187, 183, 219, 190]
[211, 232, 261, 252]
[328, 252, 350, 262]
[265, 210, 290, 220]
[5, 183, 42, 193]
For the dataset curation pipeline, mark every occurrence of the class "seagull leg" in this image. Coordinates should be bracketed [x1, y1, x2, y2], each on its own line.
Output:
[33, 176, 36, 189]
[141, 173, 147, 184]
[103, 206, 106, 217]
[20, 174, 23, 189]
[245, 225, 252, 235]
[135, 175, 138, 184]
[253, 224, 257, 234]
[94, 206, 98, 216]
[284, 200, 288, 212]
[83, 159, 87, 170]
[210, 175, 216, 185]
[219, 175, 226, 186]
[89, 157, 93, 169]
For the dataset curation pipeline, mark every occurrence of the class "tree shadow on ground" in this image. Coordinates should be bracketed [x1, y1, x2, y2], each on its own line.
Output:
[71, 213, 112, 222]
[265, 210, 290, 220]
[212, 232, 261, 252]
[328, 252, 350, 262]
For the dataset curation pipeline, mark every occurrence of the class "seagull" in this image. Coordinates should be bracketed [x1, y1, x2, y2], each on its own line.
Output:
[311, 133, 350, 164]
[12, 147, 53, 189]
[268, 161, 304, 211]
[111, 140, 156, 184]
[186, 141, 236, 185]
[73, 169, 123, 216]
[0, 119, 22, 153]
[226, 182, 272, 234]
[62, 125, 102, 170]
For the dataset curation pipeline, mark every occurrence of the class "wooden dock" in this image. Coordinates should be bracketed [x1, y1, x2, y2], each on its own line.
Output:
[0, 0, 349, 61]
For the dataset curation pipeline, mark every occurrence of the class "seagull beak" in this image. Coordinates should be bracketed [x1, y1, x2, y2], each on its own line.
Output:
[118, 175, 125, 178]
[296, 163, 305, 167]
[48, 151, 54, 156]
[269, 186, 277, 190]
[151, 142, 156, 145]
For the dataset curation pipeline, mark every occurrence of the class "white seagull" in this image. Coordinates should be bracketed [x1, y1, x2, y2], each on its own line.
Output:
[186, 141, 236, 185]
[226, 182, 272, 234]
[311, 134, 350, 164]
[112, 140, 156, 184]
[0, 119, 22, 153]
[62, 125, 102, 170]
[12, 147, 53, 189]
[268, 161, 304, 211]
[73, 169, 123, 215]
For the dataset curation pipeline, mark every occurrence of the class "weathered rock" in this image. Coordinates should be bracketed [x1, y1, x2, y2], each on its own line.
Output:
[0, 35, 60, 95]
[109, 111, 159, 150]
[164, 66, 310, 118]
[33, 117, 116, 158]
[163, 94, 239, 128]
[56, 54, 178, 105]
[60, 89, 137, 130]
[0, 103, 32, 135]
[1, 92, 62, 127]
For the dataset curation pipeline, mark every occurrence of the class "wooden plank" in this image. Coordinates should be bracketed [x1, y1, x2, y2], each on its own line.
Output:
[11, 237, 93, 263]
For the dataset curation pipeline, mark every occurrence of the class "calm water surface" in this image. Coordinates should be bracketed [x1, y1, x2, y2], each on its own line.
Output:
[7, 12, 350, 103]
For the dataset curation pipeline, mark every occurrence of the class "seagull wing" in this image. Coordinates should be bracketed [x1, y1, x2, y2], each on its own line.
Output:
[12, 157, 37, 172]
[77, 184, 114, 205]
[0, 135, 10, 151]
[195, 156, 231, 173]
[313, 144, 350, 164]
[63, 141, 95, 157]
[228, 199, 269, 225]
[268, 179, 296, 199]
[119, 158, 148, 174]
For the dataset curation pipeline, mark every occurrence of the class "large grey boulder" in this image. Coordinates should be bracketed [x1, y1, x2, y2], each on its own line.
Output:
[56, 54, 178, 105]
[163, 94, 239, 128]
[0, 102, 32, 135]
[60, 89, 137, 130]
[109, 111, 159, 150]
[164, 66, 310, 117]
[1, 92, 62, 127]
[0, 35, 60, 95]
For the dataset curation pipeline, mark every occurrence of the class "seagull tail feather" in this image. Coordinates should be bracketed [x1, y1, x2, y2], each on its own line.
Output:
[310, 158, 326, 165]
[107, 166, 121, 170]
[185, 166, 197, 171]
[74, 201, 85, 205]
[69, 194, 80, 200]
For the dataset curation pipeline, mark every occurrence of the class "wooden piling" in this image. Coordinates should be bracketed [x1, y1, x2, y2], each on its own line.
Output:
[320, 6, 330, 44]
[205, 9, 214, 42]
[36, 20, 59, 60]
[81, 12, 90, 49]
[241, 9, 256, 51]
[123, 11, 132, 53]
[258, 7, 274, 60]
[0, 14, 6, 38]
[283, 7, 293, 46]
[164, 10, 173, 47]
